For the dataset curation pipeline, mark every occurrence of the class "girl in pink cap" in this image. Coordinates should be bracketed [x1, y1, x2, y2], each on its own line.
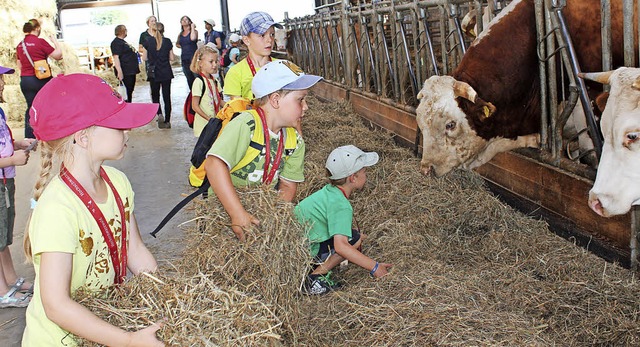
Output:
[22, 73, 164, 346]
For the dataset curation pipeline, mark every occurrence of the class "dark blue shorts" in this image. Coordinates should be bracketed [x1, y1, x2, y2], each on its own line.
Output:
[313, 229, 361, 263]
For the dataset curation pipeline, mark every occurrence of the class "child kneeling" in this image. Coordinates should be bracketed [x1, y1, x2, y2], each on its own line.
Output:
[295, 145, 393, 295]
[204, 60, 321, 241]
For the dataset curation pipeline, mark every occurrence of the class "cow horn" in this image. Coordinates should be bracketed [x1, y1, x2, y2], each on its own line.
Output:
[578, 71, 614, 84]
[453, 81, 477, 103]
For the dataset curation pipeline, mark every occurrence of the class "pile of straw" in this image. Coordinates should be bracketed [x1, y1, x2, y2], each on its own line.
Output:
[76, 96, 640, 346]
[75, 272, 283, 346]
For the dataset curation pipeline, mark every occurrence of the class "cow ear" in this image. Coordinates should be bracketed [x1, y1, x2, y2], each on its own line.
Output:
[478, 100, 496, 121]
[595, 92, 609, 113]
[453, 80, 477, 103]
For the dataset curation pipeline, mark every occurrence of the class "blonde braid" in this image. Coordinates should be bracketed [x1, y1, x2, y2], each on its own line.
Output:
[23, 137, 74, 262]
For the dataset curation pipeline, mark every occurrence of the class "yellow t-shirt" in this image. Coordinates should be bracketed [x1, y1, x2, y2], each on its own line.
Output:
[192, 75, 222, 137]
[223, 59, 255, 100]
[22, 166, 135, 347]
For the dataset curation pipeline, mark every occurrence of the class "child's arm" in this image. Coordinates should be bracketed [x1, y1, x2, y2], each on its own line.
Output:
[205, 156, 259, 241]
[334, 235, 393, 278]
[39, 252, 164, 346]
[127, 212, 158, 274]
[191, 95, 210, 121]
[0, 150, 29, 169]
[277, 179, 297, 202]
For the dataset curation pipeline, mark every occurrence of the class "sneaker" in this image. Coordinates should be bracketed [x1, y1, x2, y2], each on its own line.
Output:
[302, 272, 340, 295]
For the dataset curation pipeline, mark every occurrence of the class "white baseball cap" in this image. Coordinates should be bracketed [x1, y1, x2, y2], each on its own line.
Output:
[204, 18, 215, 26]
[326, 145, 379, 180]
[252, 60, 322, 98]
[229, 33, 242, 43]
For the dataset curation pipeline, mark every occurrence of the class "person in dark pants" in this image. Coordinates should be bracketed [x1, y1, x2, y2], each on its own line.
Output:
[175, 15, 198, 90]
[143, 22, 175, 129]
[15, 19, 62, 139]
[110, 25, 140, 102]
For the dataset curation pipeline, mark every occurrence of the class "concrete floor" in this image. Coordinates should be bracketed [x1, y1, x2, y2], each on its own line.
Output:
[0, 68, 196, 346]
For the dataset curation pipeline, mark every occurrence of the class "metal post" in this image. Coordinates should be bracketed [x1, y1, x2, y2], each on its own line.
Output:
[220, 0, 230, 35]
[631, 206, 639, 271]
[534, 0, 549, 152]
[623, 0, 634, 66]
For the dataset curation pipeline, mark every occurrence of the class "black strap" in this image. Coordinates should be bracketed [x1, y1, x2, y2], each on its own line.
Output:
[150, 178, 210, 237]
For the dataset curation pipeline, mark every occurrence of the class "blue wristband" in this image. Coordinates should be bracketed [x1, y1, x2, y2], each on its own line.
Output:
[370, 262, 379, 278]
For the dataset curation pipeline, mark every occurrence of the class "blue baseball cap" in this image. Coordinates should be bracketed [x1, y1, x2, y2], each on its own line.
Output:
[0, 66, 15, 75]
[240, 12, 283, 36]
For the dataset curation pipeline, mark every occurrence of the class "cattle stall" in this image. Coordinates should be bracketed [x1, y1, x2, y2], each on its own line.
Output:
[285, 0, 640, 268]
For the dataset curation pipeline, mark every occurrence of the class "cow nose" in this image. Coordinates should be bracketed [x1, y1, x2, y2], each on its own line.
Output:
[588, 193, 605, 217]
[420, 163, 434, 177]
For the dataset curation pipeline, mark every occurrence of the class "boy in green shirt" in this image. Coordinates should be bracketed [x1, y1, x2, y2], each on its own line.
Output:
[205, 60, 321, 241]
[295, 145, 393, 295]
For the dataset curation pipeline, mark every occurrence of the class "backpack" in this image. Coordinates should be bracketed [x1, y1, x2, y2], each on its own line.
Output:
[183, 75, 206, 128]
[152, 99, 299, 237]
[219, 47, 233, 68]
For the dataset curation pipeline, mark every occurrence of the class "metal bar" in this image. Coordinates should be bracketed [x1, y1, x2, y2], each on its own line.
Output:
[398, 12, 419, 96]
[421, 8, 440, 76]
[601, 0, 612, 73]
[632, 206, 639, 271]
[351, 18, 365, 89]
[362, 16, 379, 93]
[623, 0, 635, 66]
[551, 0, 604, 158]
[448, 3, 467, 54]
[535, 0, 549, 152]
[378, 15, 395, 95]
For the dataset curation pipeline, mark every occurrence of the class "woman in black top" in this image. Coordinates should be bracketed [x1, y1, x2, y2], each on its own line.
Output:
[138, 16, 156, 79]
[110, 25, 140, 102]
[143, 22, 175, 129]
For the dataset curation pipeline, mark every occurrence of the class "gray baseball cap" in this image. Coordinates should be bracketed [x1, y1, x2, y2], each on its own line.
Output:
[326, 145, 379, 180]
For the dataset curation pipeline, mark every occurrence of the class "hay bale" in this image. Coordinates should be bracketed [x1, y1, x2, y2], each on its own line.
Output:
[178, 186, 312, 343]
[75, 272, 283, 347]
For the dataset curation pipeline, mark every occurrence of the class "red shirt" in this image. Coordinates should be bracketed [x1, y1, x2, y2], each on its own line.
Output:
[16, 34, 54, 76]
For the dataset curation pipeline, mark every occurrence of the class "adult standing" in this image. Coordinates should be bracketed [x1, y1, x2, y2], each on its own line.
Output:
[110, 25, 140, 103]
[175, 15, 198, 90]
[143, 22, 175, 129]
[15, 18, 62, 139]
[138, 15, 156, 79]
[203, 19, 223, 50]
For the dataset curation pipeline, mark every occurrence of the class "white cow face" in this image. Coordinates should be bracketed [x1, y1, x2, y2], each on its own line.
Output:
[274, 28, 289, 51]
[589, 110, 640, 216]
[416, 75, 489, 177]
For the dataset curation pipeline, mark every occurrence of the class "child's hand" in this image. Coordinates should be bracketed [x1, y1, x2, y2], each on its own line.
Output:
[12, 150, 29, 166]
[16, 138, 37, 151]
[230, 211, 260, 242]
[128, 320, 165, 346]
[373, 263, 393, 278]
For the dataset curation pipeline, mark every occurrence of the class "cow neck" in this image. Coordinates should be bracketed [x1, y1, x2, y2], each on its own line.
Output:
[200, 73, 221, 114]
[247, 55, 272, 76]
[59, 164, 128, 284]
[256, 107, 284, 185]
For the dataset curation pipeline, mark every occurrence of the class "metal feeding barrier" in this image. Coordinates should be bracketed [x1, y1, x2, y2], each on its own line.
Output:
[287, 0, 640, 268]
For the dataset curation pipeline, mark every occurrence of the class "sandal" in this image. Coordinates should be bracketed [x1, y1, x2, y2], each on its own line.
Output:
[0, 286, 31, 308]
[11, 277, 34, 295]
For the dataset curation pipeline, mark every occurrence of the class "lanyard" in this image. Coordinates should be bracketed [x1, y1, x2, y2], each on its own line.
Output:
[246, 56, 272, 76]
[200, 74, 222, 115]
[256, 107, 284, 185]
[60, 165, 128, 284]
[336, 186, 361, 232]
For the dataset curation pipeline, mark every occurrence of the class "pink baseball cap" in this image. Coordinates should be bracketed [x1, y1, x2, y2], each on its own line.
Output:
[30, 74, 159, 141]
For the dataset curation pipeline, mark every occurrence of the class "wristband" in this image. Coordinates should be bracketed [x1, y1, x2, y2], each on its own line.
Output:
[369, 262, 379, 278]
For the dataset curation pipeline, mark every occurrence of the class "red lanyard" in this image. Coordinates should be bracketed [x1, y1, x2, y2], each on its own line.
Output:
[200, 74, 221, 114]
[256, 107, 284, 184]
[60, 165, 128, 284]
[246, 56, 272, 76]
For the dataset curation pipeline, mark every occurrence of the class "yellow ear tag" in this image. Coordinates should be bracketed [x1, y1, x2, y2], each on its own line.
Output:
[482, 105, 491, 119]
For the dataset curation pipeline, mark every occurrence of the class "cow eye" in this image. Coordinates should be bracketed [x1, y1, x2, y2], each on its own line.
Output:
[445, 121, 456, 131]
[624, 131, 640, 149]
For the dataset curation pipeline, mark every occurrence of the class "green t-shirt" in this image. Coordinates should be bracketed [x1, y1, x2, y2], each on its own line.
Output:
[207, 112, 305, 187]
[223, 59, 256, 99]
[23, 166, 135, 347]
[294, 184, 353, 256]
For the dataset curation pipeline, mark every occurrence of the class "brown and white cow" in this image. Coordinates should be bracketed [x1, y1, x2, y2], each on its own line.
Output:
[581, 68, 640, 217]
[416, 0, 631, 177]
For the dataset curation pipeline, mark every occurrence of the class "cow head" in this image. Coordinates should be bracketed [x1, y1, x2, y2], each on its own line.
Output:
[274, 28, 290, 51]
[416, 75, 496, 177]
[582, 68, 640, 216]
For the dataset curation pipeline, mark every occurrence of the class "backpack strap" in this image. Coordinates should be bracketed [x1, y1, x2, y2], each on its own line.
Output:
[229, 110, 298, 173]
[150, 178, 210, 237]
